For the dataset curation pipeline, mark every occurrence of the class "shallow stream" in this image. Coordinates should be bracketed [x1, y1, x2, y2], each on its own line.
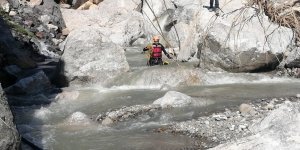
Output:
[14, 47, 300, 150]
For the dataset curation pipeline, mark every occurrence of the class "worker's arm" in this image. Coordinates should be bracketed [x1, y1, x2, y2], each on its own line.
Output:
[143, 44, 152, 51]
[143, 47, 149, 51]
[161, 44, 172, 59]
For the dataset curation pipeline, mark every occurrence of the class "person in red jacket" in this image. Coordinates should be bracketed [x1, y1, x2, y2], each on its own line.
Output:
[143, 35, 172, 66]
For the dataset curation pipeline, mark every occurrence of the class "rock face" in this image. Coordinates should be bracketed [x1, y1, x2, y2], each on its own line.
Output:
[61, 26, 129, 85]
[211, 101, 300, 150]
[0, 86, 19, 150]
[196, 0, 292, 72]
[61, 0, 144, 46]
[140, 0, 293, 72]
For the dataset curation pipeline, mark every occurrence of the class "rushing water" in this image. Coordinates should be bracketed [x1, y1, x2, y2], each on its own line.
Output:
[13, 47, 300, 150]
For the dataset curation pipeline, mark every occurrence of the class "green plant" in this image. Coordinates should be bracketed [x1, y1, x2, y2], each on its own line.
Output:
[0, 8, 35, 38]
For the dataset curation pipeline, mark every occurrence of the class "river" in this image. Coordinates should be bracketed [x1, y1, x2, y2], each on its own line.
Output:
[13, 47, 300, 150]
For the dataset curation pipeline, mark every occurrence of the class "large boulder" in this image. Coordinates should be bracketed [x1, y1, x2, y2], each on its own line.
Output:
[196, 0, 293, 72]
[61, 26, 129, 85]
[0, 86, 19, 150]
[210, 101, 300, 150]
[140, 0, 294, 71]
[61, 0, 144, 46]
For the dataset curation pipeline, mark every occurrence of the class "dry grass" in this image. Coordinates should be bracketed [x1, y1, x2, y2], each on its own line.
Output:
[247, 0, 300, 42]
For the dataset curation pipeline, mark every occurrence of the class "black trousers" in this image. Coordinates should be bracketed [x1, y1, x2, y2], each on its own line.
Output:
[148, 58, 163, 66]
[210, 0, 219, 8]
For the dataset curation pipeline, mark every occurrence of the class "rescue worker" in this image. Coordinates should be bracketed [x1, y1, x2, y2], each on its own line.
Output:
[143, 35, 172, 66]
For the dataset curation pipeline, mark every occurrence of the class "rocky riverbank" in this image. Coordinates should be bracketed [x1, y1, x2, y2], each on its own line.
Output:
[0, 86, 19, 150]
[158, 96, 300, 149]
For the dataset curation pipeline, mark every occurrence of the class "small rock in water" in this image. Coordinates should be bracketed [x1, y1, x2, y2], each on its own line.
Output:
[102, 117, 113, 126]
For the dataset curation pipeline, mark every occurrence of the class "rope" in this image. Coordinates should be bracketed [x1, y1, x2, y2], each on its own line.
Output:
[143, 0, 181, 66]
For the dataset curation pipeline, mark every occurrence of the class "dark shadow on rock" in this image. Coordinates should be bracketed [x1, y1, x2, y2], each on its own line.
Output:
[53, 59, 69, 87]
[0, 7, 67, 149]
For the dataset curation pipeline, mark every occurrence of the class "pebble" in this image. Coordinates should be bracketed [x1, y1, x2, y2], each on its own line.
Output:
[229, 125, 235, 131]
[238, 124, 247, 131]
[213, 115, 227, 121]
[9, 11, 17, 16]
[204, 121, 209, 125]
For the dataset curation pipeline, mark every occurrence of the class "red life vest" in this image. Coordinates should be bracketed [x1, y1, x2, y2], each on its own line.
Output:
[152, 44, 162, 58]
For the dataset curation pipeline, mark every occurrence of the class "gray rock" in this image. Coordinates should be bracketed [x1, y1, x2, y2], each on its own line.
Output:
[4, 71, 52, 95]
[61, 0, 144, 46]
[0, 86, 19, 150]
[8, 10, 16, 16]
[97, 104, 161, 124]
[61, 26, 129, 85]
[213, 114, 227, 121]
[211, 101, 300, 150]
[153, 91, 194, 108]
[101, 117, 113, 126]
[65, 112, 93, 126]
[239, 103, 256, 115]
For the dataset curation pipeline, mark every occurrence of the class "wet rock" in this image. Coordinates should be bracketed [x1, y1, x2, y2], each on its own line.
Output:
[4, 71, 52, 95]
[0, 86, 19, 150]
[65, 112, 93, 126]
[96, 104, 161, 124]
[55, 90, 79, 101]
[101, 117, 113, 126]
[153, 91, 194, 108]
[61, 26, 129, 85]
[108, 66, 203, 88]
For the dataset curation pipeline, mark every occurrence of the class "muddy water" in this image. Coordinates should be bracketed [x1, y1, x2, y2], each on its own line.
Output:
[14, 47, 300, 150]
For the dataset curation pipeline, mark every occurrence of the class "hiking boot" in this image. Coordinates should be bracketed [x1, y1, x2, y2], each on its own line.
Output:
[208, 7, 214, 12]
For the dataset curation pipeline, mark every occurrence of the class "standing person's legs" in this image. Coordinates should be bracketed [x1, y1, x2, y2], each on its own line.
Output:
[215, 0, 219, 8]
[210, 0, 214, 8]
